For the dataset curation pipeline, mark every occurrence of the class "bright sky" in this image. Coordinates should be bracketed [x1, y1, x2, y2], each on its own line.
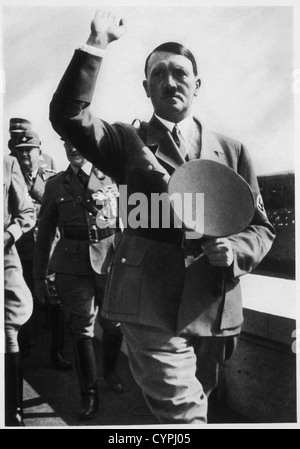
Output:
[1, 1, 298, 175]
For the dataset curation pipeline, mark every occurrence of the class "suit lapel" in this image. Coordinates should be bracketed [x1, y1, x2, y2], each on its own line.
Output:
[146, 115, 185, 172]
[144, 116, 227, 171]
[200, 125, 226, 165]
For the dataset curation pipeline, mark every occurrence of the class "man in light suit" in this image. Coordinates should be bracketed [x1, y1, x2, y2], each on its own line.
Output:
[3, 155, 35, 426]
[11, 130, 70, 370]
[49, 10, 275, 424]
[33, 140, 124, 421]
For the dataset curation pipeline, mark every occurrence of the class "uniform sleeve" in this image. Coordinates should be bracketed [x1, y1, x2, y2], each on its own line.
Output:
[33, 178, 59, 280]
[49, 50, 126, 182]
[229, 144, 276, 278]
[7, 157, 36, 242]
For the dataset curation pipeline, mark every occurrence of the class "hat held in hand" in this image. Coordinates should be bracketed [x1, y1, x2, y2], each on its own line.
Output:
[168, 159, 255, 238]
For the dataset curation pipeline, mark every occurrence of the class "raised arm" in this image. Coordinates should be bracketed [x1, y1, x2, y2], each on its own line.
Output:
[86, 10, 126, 49]
[49, 10, 126, 181]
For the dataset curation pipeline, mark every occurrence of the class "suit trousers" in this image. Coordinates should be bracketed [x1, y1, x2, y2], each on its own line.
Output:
[55, 272, 120, 340]
[4, 246, 33, 353]
[122, 322, 238, 424]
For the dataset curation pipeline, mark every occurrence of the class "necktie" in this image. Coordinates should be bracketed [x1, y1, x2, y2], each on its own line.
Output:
[172, 124, 181, 147]
[172, 124, 188, 161]
[77, 169, 89, 189]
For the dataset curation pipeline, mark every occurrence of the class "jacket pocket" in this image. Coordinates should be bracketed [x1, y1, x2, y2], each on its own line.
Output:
[55, 195, 79, 223]
[103, 235, 154, 316]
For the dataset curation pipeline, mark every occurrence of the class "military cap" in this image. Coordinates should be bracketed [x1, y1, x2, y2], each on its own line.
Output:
[14, 130, 40, 149]
[168, 159, 255, 238]
[9, 118, 32, 134]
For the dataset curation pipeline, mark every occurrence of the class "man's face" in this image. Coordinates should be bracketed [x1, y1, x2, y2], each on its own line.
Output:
[64, 141, 86, 168]
[143, 51, 201, 122]
[14, 146, 40, 173]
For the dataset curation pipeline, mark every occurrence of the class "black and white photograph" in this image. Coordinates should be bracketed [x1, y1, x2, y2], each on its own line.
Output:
[1, 0, 299, 431]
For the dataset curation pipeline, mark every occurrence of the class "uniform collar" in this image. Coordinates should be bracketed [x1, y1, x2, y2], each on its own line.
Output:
[70, 160, 93, 176]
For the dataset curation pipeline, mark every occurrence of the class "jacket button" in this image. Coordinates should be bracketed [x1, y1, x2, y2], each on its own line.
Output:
[147, 164, 153, 170]
[121, 258, 126, 263]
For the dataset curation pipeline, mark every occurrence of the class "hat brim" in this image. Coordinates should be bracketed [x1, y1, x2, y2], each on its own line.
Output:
[168, 159, 255, 238]
[14, 143, 40, 149]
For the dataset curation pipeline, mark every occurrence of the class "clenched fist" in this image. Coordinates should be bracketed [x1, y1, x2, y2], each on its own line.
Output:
[86, 10, 126, 49]
[201, 238, 234, 268]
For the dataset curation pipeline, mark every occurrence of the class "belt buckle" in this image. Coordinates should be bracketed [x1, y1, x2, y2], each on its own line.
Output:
[88, 226, 99, 243]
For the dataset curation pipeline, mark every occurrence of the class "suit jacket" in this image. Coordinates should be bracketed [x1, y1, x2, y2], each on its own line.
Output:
[3, 155, 35, 242]
[33, 165, 121, 279]
[16, 166, 57, 261]
[3, 155, 35, 320]
[39, 152, 56, 171]
[49, 49, 275, 336]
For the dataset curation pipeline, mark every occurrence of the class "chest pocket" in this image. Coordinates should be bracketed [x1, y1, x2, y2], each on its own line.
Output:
[103, 235, 154, 316]
[55, 194, 79, 223]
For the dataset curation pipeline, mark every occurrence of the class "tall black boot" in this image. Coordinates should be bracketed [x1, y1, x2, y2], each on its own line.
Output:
[102, 328, 124, 394]
[49, 303, 71, 370]
[75, 338, 99, 420]
[17, 316, 34, 357]
[5, 352, 25, 427]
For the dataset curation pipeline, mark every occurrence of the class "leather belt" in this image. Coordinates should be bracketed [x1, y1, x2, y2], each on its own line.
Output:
[123, 228, 184, 247]
[61, 226, 119, 242]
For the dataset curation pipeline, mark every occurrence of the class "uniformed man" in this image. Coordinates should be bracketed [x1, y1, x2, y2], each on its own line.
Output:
[8, 117, 56, 171]
[3, 154, 35, 426]
[11, 129, 71, 370]
[33, 140, 124, 421]
[49, 10, 276, 424]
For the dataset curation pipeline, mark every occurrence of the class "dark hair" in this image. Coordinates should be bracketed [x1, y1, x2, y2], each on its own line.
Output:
[144, 42, 198, 77]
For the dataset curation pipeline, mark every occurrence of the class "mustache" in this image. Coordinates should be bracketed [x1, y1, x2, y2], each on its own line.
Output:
[162, 86, 178, 98]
